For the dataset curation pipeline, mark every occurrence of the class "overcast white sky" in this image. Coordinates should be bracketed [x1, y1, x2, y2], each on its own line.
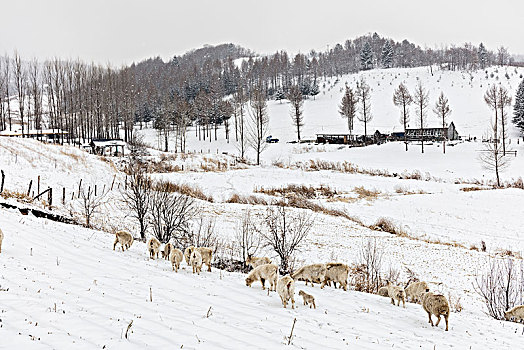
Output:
[1, 0, 522, 65]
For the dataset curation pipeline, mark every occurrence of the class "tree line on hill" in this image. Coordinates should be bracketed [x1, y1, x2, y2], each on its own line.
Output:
[0, 33, 515, 154]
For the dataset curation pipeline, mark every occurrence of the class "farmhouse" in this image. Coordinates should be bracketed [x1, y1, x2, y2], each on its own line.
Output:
[0, 128, 68, 142]
[405, 121, 459, 141]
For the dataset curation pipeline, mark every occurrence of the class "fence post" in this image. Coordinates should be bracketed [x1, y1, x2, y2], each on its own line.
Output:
[62, 187, 66, 205]
[27, 180, 33, 196]
[0, 170, 4, 193]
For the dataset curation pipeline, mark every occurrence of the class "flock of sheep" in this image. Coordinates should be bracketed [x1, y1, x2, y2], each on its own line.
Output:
[11, 227, 508, 331]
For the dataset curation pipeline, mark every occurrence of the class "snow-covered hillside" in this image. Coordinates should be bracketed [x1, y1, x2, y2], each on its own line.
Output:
[1, 207, 523, 349]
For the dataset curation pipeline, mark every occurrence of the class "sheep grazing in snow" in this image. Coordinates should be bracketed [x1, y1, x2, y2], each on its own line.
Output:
[386, 282, 406, 308]
[245, 263, 278, 294]
[321, 263, 349, 291]
[421, 291, 450, 331]
[146, 237, 161, 259]
[0, 228, 3, 254]
[405, 281, 429, 303]
[113, 231, 134, 251]
[277, 275, 295, 309]
[504, 305, 524, 323]
[161, 243, 173, 260]
[184, 246, 213, 272]
[246, 256, 271, 269]
[377, 286, 389, 297]
[292, 263, 327, 288]
[298, 290, 316, 309]
[190, 250, 203, 275]
[170, 248, 184, 272]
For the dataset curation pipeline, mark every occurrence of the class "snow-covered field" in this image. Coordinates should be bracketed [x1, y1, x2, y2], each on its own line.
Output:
[2, 66, 524, 348]
[2, 207, 524, 349]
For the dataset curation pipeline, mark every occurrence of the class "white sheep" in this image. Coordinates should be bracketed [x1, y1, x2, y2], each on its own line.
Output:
[277, 275, 295, 309]
[298, 290, 316, 309]
[405, 281, 429, 303]
[246, 256, 271, 269]
[161, 243, 173, 260]
[504, 305, 524, 323]
[190, 249, 203, 275]
[184, 246, 213, 272]
[421, 291, 450, 331]
[321, 263, 349, 291]
[146, 237, 161, 259]
[292, 263, 326, 287]
[245, 263, 278, 293]
[386, 282, 406, 308]
[377, 286, 389, 297]
[170, 248, 184, 272]
[113, 230, 133, 251]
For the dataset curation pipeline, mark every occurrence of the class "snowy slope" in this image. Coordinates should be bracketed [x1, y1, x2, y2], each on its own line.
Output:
[1, 207, 523, 349]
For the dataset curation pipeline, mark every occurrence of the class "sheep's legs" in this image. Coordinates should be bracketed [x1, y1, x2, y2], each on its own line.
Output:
[444, 315, 449, 331]
[435, 315, 441, 327]
[113, 239, 118, 250]
[427, 312, 434, 326]
[391, 298, 395, 305]
[260, 278, 266, 290]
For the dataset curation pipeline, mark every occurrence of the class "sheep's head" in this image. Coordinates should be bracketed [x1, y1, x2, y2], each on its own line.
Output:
[298, 290, 305, 296]
[504, 311, 512, 321]
[245, 276, 254, 287]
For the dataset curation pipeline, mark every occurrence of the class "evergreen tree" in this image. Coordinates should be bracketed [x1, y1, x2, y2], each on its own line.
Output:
[309, 82, 320, 100]
[360, 42, 373, 70]
[513, 78, 524, 133]
[274, 88, 285, 103]
[478, 43, 488, 69]
[381, 41, 394, 68]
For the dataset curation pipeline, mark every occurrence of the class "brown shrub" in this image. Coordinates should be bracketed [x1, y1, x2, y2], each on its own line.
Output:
[353, 186, 381, 200]
[255, 184, 336, 199]
[460, 186, 486, 192]
[153, 181, 213, 202]
[1, 190, 32, 202]
[226, 194, 269, 205]
[372, 217, 407, 237]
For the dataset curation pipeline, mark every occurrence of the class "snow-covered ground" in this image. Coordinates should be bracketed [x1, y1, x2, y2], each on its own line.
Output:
[2, 66, 524, 348]
[1, 207, 524, 349]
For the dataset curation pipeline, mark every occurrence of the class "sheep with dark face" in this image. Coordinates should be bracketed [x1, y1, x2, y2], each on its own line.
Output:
[146, 237, 161, 259]
[421, 291, 450, 331]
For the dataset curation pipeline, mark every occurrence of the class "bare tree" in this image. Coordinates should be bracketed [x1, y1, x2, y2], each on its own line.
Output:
[287, 85, 304, 142]
[191, 217, 221, 250]
[3, 56, 12, 131]
[248, 87, 269, 165]
[77, 186, 108, 228]
[356, 77, 372, 144]
[474, 257, 524, 320]
[121, 159, 152, 241]
[149, 181, 199, 244]
[356, 238, 384, 293]
[393, 83, 412, 151]
[413, 81, 429, 153]
[339, 84, 358, 140]
[233, 87, 248, 159]
[235, 209, 261, 266]
[479, 127, 511, 187]
[14, 51, 28, 137]
[433, 92, 452, 154]
[497, 46, 510, 66]
[29, 58, 43, 133]
[484, 85, 499, 142]
[497, 86, 512, 156]
[261, 206, 313, 274]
